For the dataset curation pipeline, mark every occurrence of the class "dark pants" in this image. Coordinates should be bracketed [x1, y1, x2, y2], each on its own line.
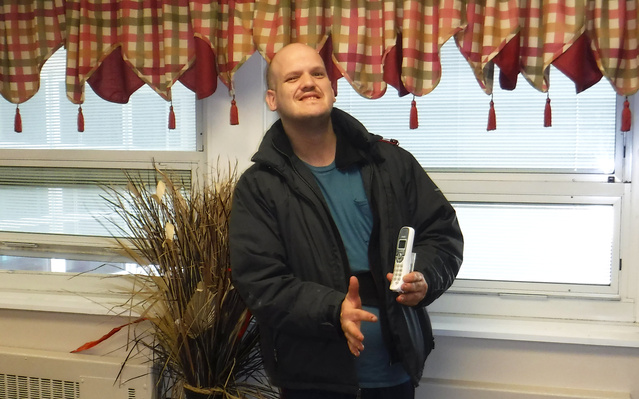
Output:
[281, 380, 415, 399]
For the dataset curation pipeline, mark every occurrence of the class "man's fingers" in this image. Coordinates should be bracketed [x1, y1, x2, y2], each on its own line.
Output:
[344, 309, 377, 355]
[393, 271, 427, 291]
[355, 308, 378, 323]
[389, 271, 428, 306]
[343, 320, 366, 356]
[348, 341, 362, 357]
[342, 309, 378, 327]
[344, 326, 364, 347]
[405, 271, 424, 283]
[341, 276, 378, 356]
[346, 276, 360, 302]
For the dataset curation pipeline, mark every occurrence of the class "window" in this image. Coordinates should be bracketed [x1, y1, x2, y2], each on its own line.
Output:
[335, 42, 617, 174]
[335, 40, 635, 322]
[0, 48, 204, 275]
[453, 202, 615, 286]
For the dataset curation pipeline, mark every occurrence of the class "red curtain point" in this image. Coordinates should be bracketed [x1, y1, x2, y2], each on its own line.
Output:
[168, 105, 176, 130]
[14, 106, 22, 133]
[409, 98, 418, 129]
[230, 99, 239, 125]
[77, 106, 85, 132]
[621, 98, 631, 132]
[544, 97, 552, 127]
[487, 99, 496, 131]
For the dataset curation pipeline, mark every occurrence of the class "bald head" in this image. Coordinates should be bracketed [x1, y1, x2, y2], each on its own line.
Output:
[264, 42, 336, 128]
[267, 43, 324, 90]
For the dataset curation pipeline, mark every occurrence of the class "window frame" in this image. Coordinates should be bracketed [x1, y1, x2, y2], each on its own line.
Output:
[1, 51, 637, 334]
[436, 182, 625, 297]
[421, 93, 637, 323]
[0, 89, 205, 245]
[0, 147, 208, 310]
[0, 83, 207, 311]
[334, 80, 636, 322]
[0, 154, 205, 241]
[0, 51, 272, 316]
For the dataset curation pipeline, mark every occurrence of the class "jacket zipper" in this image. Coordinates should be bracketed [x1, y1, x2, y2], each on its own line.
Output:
[268, 143, 359, 388]
[292, 164, 353, 279]
[270, 141, 353, 284]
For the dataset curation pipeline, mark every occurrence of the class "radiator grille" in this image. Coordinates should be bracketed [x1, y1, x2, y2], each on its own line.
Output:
[0, 346, 152, 399]
[0, 374, 80, 399]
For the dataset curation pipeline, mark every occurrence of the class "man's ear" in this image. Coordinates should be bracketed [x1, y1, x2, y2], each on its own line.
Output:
[265, 90, 277, 111]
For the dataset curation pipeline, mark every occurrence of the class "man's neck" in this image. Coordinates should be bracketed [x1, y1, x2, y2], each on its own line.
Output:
[282, 117, 336, 167]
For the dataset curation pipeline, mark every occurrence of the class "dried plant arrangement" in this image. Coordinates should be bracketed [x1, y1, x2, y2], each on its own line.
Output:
[100, 164, 277, 399]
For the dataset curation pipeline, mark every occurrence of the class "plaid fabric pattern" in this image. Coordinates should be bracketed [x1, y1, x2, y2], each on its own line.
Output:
[253, 0, 289, 61]
[330, 0, 388, 99]
[214, 0, 255, 91]
[189, 0, 217, 43]
[1, 1, 638, 105]
[0, 0, 65, 104]
[588, 0, 639, 96]
[65, 0, 196, 104]
[254, 0, 330, 63]
[455, 0, 519, 95]
[517, 0, 587, 92]
[387, 0, 464, 97]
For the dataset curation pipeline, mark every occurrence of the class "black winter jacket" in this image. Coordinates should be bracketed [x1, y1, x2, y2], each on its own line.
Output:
[230, 108, 463, 394]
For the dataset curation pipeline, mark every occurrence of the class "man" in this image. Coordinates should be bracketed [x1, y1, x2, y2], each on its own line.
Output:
[229, 43, 463, 399]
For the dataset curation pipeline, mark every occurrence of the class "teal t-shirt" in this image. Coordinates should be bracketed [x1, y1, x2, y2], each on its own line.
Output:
[307, 161, 410, 388]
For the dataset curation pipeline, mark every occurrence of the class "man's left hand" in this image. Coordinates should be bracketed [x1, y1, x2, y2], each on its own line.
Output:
[386, 271, 428, 306]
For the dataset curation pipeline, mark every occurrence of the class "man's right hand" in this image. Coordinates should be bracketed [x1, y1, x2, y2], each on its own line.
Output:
[340, 276, 378, 357]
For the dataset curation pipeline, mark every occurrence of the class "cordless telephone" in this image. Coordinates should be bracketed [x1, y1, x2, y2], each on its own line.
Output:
[389, 226, 416, 292]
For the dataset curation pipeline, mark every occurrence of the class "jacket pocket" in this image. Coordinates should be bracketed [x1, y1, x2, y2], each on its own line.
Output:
[419, 308, 435, 353]
[400, 306, 434, 380]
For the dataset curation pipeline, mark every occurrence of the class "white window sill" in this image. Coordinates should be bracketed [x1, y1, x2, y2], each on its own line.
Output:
[431, 313, 639, 348]
[0, 271, 136, 316]
[0, 290, 123, 316]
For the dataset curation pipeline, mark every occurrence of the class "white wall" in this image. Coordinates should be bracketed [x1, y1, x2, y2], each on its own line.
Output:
[1, 51, 638, 399]
[420, 336, 639, 398]
[203, 51, 277, 174]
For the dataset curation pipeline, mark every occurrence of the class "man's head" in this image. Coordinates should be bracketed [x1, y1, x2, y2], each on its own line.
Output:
[265, 43, 336, 125]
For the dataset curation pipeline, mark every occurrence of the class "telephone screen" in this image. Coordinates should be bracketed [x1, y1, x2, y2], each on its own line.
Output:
[398, 240, 406, 249]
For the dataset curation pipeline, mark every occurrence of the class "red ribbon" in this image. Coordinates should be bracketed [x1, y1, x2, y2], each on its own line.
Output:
[71, 318, 147, 353]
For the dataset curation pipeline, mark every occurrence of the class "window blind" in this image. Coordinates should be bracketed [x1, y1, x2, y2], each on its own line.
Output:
[453, 202, 614, 286]
[0, 48, 197, 150]
[0, 168, 191, 237]
[0, 166, 191, 187]
[334, 40, 617, 173]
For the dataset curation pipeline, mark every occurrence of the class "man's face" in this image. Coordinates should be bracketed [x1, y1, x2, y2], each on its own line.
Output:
[265, 44, 336, 123]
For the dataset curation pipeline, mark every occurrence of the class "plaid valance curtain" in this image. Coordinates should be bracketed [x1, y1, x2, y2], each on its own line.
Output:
[1, 0, 637, 125]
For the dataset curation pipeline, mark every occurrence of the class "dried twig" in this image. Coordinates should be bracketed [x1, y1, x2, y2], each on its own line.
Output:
[103, 164, 277, 399]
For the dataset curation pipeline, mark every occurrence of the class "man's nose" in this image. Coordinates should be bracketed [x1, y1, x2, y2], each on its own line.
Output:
[299, 72, 316, 89]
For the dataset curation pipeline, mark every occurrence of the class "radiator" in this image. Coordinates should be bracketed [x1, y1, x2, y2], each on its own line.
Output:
[0, 346, 154, 399]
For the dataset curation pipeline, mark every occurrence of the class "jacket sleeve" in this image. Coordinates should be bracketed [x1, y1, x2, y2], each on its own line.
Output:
[401, 149, 464, 307]
[229, 171, 346, 340]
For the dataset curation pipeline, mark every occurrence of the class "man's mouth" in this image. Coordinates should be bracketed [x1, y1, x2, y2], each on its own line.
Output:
[300, 93, 320, 101]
